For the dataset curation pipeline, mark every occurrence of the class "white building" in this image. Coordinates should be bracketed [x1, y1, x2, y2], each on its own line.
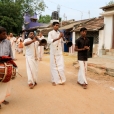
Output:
[100, 4, 114, 53]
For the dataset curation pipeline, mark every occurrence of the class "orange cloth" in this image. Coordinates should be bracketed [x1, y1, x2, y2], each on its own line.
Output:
[18, 42, 23, 48]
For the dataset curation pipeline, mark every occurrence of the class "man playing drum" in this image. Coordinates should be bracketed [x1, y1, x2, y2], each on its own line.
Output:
[0, 26, 13, 109]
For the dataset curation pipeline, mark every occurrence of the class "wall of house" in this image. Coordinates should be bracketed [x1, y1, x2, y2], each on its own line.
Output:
[98, 30, 104, 55]
[104, 15, 113, 49]
[112, 15, 114, 48]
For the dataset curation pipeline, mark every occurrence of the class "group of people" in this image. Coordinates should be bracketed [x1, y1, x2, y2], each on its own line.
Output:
[24, 22, 90, 89]
[0, 22, 90, 109]
[6, 33, 24, 59]
[7, 32, 45, 61]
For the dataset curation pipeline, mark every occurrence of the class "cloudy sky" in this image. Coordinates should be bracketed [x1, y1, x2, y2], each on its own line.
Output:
[42, 0, 112, 20]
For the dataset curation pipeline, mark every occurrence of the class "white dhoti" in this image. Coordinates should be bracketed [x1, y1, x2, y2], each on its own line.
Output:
[26, 58, 38, 85]
[10, 37, 16, 59]
[0, 82, 11, 104]
[50, 54, 66, 84]
[78, 61, 88, 84]
[18, 48, 23, 53]
[38, 46, 44, 59]
[12, 47, 16, 59]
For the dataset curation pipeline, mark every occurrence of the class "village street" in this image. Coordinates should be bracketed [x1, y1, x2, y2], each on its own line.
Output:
[0, 53, 114, 114]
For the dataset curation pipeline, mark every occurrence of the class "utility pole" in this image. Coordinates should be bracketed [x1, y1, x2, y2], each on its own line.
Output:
[57, 5, 60, 20]
[63, 13, 66, 21]
[81, 12, 83, 20]
[88, 10, 90, 19]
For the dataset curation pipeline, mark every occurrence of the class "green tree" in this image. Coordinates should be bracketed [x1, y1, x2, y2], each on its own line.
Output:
[0, 0, 46, 34]
[38, 15, 51, 23]
[107, 0, 114, 5]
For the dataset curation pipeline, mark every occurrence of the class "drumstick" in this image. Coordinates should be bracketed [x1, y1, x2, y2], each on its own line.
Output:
[17, 72, 22, 77]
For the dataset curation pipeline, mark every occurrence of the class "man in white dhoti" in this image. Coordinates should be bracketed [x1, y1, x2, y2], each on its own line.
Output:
[75, 27, 90, 89]
[0, 27, 13, 109]
[9, 33, 17, 60]
[48, 22, 66, 86]
[37, 32, 45, 61]
[24, 32, 39, 89]
[17, 36, 23, 54]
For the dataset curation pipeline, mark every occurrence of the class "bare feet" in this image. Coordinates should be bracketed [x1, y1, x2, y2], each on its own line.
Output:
[13, 59, 17, 61]
[39, 58, 42, 61]
[29, 83, 34, 89]
[83, 84, 87, 89]
[2, 100, 9, 105]
[77, 82, 87, 89]
[77, 81, 83, 86]
[52, 82, 56, 86]
[59, 83, 65, 85]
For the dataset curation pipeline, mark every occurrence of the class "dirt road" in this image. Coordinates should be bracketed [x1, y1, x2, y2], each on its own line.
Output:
[0, 53, 114, 114]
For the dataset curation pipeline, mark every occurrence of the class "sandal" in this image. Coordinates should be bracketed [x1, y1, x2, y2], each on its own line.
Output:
[83, 84, 87, 89]
[52, 82, 56, 86]
[2, 100, 9, 105]
[29, 83, 34, 89]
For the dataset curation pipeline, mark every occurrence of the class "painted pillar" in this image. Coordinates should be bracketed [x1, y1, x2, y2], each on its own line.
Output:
[69, 31, 75, 54]
[104, 15, 113, 49]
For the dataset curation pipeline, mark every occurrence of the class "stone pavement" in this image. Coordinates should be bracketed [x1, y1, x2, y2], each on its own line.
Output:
[72, 54, 114, 77]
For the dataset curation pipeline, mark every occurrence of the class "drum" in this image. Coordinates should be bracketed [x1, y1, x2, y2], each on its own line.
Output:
[0, 62, 16, 83]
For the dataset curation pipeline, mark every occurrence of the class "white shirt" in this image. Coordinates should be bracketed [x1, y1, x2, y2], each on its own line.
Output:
[10, 37, 17, 49]
[24, 38, 39, 59]
[48, 30, 63, 55]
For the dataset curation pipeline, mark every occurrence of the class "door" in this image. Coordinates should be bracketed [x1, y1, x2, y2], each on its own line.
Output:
[87, 37, 94, 58]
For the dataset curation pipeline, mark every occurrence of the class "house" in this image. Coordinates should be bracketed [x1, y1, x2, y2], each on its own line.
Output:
[100, 4, 114, 56]
[38, 16, 105, 57]
[22, 12, 52, 39]
[23, 12, 41, 31]
[59, 18, 96, 53]
[39, 18, 102, 54]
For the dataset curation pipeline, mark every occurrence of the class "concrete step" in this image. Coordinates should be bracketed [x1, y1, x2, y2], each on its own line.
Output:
[73, 62, 114, 77]
[101, 55, 114, 60]
[88, 66, 106, 75]
[110, 49, 114, 53]
[105, 71, 114, 77]
[106, 52, 114, 56]
[74, 64, 79, 69]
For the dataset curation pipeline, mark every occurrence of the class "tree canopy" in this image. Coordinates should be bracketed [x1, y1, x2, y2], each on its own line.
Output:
[107, 0, 114, 5]
[38, 15, 51, 23]
[0, 0, 46, 35]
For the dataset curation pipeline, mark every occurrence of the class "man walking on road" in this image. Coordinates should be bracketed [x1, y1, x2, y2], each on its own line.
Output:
[48, 22, 66, 86]
[74, 27, 90, 89]
[9, 33, 17, 60]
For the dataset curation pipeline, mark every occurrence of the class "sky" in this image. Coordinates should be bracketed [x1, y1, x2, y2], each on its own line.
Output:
[42, 0, 112, 21]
